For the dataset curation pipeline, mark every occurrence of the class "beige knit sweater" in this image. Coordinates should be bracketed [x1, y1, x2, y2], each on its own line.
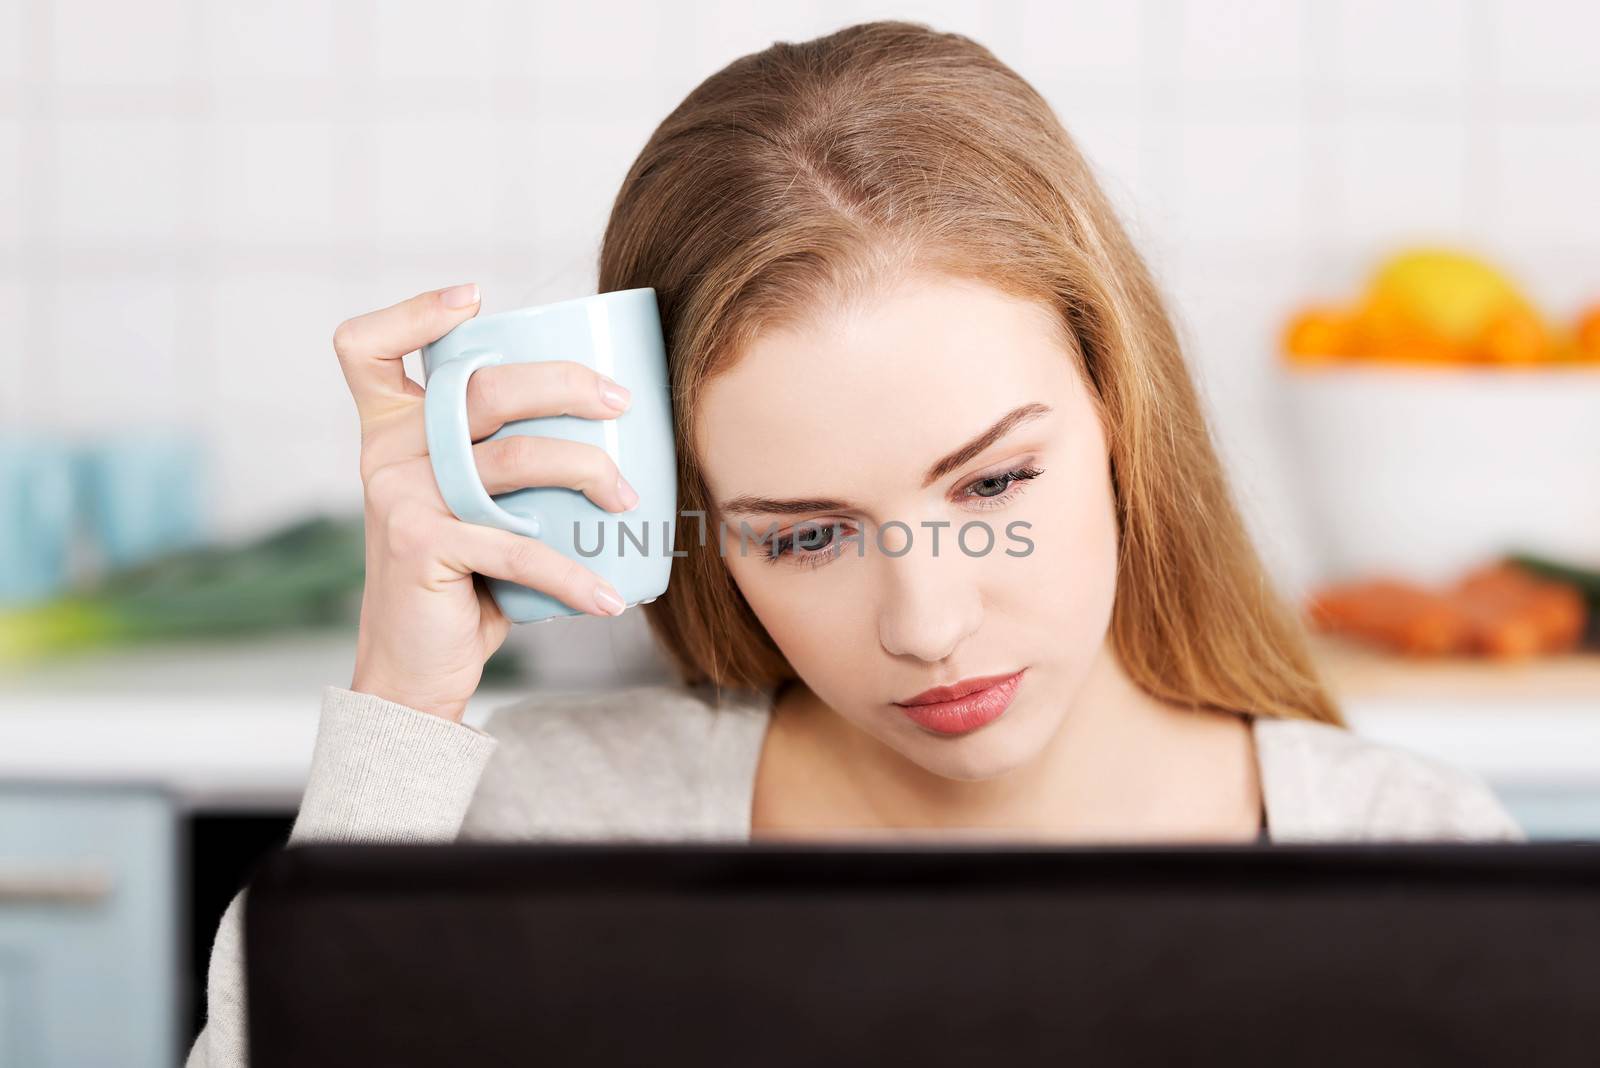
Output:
[186, 682, 1526, 1066]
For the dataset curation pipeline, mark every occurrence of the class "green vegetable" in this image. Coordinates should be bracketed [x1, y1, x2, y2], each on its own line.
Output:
[1, 514, 366, 666]
[1, 512, 528, 680]
[1507, 551, 1600, 598]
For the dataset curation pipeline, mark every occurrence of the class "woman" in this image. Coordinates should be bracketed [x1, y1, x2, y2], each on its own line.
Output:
[187, 20, 1521, 1066]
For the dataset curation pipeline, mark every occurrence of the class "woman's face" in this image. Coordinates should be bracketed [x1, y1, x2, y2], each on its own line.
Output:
[695, 270, 1121, 782]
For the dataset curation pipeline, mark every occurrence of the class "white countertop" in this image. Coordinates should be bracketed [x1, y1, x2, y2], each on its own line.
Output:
[0, 634, 528, 807]
[2, 633, 1597, 808]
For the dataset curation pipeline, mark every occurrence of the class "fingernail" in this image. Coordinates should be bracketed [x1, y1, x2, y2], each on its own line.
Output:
[598, 374, 631, 411]
[593, 584, 626, 616]
[616, 474, 640, 511]
[440, 283, 480, 309]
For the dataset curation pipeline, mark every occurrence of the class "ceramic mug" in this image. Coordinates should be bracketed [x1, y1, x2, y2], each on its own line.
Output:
[75, 431, 205, 572]
[421, 288, 677, 624]
[0, 434, 77, 604]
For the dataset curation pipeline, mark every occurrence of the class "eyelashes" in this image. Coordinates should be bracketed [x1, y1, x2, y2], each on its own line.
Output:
[964, 464, 1044, 511]
[762, 463, 1045, 570]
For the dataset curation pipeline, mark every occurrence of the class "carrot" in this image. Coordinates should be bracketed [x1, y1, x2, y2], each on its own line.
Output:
[1306, 579, 1470, 656]
[1452, 562, 1588, 657]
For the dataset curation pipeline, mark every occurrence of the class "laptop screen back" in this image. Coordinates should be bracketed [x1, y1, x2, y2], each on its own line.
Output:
[244, 840, 1600, 1068]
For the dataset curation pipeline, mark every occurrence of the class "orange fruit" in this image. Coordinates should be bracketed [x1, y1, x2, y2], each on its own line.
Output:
[1476, 306, 1552, 364]
[1578, 306, 1600, 361]
[1350, 301, 1464, 365]
[1283, 306, 1357, 363]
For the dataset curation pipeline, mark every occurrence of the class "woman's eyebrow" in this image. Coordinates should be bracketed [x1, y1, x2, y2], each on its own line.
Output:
[716, 402, 1053, 518]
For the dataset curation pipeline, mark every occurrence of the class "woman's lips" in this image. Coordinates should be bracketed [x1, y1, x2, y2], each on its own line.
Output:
[894, 669, 1025, 736]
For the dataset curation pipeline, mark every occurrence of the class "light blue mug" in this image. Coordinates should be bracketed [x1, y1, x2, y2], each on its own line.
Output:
[75, 431, 205, 571]
[0, 434, 77, 605]
[421, 287, 678, 624]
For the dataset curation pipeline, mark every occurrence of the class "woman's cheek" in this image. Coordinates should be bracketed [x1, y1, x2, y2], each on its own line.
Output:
[1004, 465, 1120, 628]
[725, 553, 852, 675]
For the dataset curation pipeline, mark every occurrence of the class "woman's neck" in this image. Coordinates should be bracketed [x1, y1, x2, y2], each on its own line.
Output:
[755, 644, 1262, 843]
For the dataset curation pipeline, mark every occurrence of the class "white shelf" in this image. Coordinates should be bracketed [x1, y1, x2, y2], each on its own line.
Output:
[0, 635, 528, 808]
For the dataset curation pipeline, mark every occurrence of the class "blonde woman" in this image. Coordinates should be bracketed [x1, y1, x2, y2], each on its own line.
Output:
[187, 21, 1521, 1066]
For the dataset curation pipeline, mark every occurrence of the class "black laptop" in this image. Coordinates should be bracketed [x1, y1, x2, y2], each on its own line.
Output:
[244, 840, 1600, 1067]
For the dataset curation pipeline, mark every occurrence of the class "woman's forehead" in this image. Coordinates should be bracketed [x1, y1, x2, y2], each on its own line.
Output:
[693, 277, 1082, 497]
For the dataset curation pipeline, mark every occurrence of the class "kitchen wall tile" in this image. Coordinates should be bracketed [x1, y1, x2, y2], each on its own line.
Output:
[1177, 0, 1306, 88]
[1328, 117, 1470, 251]
[205, 0, 338, 80]
[1062, 109, 1154, 236]
[530, 117, 658, 252]
[1164, 261, 1322, 596]
[1117, 109, 1186, 274]
[372, 117, 501, 251]
[0, 0, 25, 88]
[1175, 119, 1307, 245]
[1489, 119, 1600, 248]
[0, 120, 20, 250]
[56, 118, 187, 245]
[198, 415, 360, 539]
[0, 282, 22, 425]
[525, 0, 667, 85]
[1331, 0, 1471, 103]
[865, 0, 1012, 38]
[1490, 0, 1600, 94]
[1016, 0, 1145, 86]
[202, 271, 363, 536]
[491, 119, 546, 246]
[476, 266, 588, 320]
[49, 275, 183, 433]
[207, 272, 352, 425]
[374, 0, 497, 82]
[214, 121, 340, 245]
[1489, 247, 1600, 325]
[51, 0, 193, 85]
[667, 1, 837, 83]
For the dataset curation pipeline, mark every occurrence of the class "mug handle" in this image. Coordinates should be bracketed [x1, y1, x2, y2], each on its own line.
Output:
[423, 347, 544, 539]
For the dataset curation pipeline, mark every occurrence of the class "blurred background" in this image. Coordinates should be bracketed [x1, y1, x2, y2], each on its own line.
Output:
[1, 1, 1598, 1064]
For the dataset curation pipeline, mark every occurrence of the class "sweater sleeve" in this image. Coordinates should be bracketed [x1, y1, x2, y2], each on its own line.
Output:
[184, 685, 499, 1068]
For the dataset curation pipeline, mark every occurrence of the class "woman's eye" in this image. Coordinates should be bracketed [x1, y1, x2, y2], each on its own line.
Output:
[764, 521, 849, 569]
[762, 464, 1044, 568]
[962, 464, 1044, 510]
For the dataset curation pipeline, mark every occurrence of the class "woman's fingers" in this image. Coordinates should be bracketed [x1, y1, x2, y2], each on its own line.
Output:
[359, 356, 634, 474]
[471, 434, 639, 511]
[332, 283, 482, 423]
[464, 359, 632, 441]
[447, 520, 626, 618]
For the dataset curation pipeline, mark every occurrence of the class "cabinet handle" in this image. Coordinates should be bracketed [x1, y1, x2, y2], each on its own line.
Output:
[0, 864, 113, 904]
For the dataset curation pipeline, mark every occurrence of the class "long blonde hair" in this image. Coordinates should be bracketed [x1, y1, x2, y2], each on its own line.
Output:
[596, 19, 1343, 727]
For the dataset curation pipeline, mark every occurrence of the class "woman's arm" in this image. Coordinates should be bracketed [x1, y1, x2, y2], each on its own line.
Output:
[183, 278, 640, 1064]
[184, 685, 498, 1068]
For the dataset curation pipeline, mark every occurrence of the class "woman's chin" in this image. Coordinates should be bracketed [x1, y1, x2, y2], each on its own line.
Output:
[896, 706, 1056, 782]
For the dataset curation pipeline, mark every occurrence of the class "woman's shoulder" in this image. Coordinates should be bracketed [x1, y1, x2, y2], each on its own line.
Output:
[1252, 715, 1526, 842]
[459, 681, 774, 842]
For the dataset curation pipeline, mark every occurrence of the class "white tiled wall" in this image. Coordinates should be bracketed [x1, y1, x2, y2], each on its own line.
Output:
[5, 0, 1599, 605]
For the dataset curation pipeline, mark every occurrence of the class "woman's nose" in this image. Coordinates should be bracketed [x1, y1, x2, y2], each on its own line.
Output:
[875, 536, 984, 662]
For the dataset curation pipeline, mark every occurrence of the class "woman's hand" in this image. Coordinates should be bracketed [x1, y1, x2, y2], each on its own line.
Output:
[333, 283, 641, 723]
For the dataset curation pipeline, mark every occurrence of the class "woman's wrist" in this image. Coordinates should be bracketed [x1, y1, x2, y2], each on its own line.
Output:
[348, 667, 470, 724]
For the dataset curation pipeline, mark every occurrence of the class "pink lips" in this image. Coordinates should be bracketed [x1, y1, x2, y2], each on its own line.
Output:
[893, 669, 1025, 736]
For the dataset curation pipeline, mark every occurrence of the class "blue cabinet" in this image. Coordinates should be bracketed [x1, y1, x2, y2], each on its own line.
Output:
[0, 785, 177, 1068]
